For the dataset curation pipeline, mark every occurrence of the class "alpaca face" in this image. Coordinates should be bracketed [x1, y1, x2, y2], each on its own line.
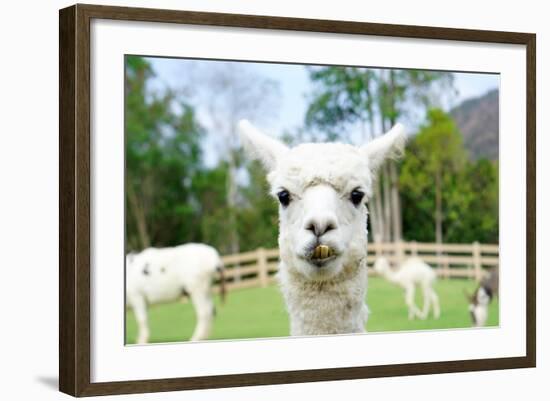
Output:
[238, 120, 406, 282]
[469, 286, 491, 326]
[276, 180, 369, 280]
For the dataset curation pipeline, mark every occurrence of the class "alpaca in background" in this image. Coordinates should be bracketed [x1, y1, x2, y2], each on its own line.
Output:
[239, 119, 406, 335]
[126, 243, 225, 343]
[374, 256, 440, 320]
[466, 265, 499, 327]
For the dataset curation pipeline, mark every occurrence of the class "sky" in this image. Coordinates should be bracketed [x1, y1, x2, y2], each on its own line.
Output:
[146, 57, 499, 165]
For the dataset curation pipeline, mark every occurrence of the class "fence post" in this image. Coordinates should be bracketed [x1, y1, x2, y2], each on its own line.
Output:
[374, 241, 382, 258]
[443, 255, 450, 279]
[395, 240, 405, 265]
[257, 247, 268, 288]
[411, 241, 418, 256]
[473, 241, 482, 281]
[436, 241, 443, 272]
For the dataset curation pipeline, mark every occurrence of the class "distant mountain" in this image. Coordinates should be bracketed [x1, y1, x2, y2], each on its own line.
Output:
[450, 89, 499, 160]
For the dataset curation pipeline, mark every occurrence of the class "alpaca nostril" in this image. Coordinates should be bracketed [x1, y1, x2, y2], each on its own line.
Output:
[305, 220, 337, 237]
[305, 223, 316, 234]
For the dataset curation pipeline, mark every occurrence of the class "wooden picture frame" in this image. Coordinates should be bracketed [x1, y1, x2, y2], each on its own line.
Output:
[59, 3, 536, 397]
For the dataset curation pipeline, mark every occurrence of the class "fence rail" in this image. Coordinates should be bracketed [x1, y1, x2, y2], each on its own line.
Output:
[215, 241, 499, 292]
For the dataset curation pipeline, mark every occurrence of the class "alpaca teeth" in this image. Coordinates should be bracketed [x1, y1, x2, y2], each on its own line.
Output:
[313, 247, 320, 258]
[313, 245, 332, 259]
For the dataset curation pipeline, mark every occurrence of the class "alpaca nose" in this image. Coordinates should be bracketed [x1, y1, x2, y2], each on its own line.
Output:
[304, 215, 338, 237]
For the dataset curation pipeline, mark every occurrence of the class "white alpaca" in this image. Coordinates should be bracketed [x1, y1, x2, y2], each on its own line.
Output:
[373, 256, 440, 320]
[239, 120, 406, 336]
[126, 243, 225, 344]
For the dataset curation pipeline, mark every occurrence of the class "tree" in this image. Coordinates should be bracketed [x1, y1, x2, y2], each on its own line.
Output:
[376, 69, 454, 243]
[306, 67, 378, 143]
[400, 109, 468, 246]
[400, 110, 498, 245]
[125, 56, 204, 251]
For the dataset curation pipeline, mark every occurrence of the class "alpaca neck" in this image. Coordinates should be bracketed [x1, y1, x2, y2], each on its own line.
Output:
[278, 259, 369, 336]
[381, 268, 400, 285]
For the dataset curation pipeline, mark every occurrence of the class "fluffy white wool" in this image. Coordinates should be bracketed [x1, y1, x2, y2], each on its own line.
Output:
[374, 256, 440, 320]
[239, 120, 406, 336]
[278, 245, 370, 335]
[126, 243, 223, 343]
[268, 143, 373, 196]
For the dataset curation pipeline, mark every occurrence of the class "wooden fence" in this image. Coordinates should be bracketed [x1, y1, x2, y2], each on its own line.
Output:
[216, 241, 499, 293]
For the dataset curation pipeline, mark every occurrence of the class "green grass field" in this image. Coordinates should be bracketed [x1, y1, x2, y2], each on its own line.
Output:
[126, 277, 499, 344]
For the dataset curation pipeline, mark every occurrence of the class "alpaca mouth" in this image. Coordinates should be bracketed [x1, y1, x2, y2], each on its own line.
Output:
[308, 245, 337, 266]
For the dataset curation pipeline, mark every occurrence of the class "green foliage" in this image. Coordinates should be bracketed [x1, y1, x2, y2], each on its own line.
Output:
[125, 56, 279, 253]
[125, 56, 204, 250]
[237, 161, 280, 251]
[305, 67, 377, 141]
[456, 159, 499, 243]
[306, 67, 454, 140]
[400, 109, 498, 243]
[192, 163, 232, 253]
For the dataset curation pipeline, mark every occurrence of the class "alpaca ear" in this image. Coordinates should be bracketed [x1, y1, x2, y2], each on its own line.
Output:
[238, 119, 289, 171]
[361, 123, 407, 172]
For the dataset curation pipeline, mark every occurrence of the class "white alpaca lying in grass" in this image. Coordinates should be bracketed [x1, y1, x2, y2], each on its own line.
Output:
[374, 256, 440, 320]
[126, 243, 225, 344]
[239, 120, 406, 335]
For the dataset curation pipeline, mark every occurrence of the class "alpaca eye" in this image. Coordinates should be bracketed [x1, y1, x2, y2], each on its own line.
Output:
[350, 189, 365, 206]
[277, 190, 291, 207]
